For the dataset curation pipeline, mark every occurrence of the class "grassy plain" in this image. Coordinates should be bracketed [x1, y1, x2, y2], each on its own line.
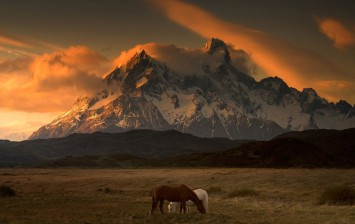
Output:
[0, 168, 354, 224]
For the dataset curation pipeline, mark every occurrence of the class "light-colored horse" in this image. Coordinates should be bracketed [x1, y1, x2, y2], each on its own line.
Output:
[168, 189, 208, 213]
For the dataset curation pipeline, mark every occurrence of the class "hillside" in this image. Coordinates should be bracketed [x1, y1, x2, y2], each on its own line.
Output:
[2, 128, 354, 168]
[0, 129, 249, 167]
[170, 128, 355, 168]
[43, 128, 355, 168]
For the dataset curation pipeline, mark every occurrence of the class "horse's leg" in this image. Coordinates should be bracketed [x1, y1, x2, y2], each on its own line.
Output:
[179, 201, 183, 213]
[182, 201, 187, 214]
[150, 195, 157, 215]
[204, 196, 209, 213]
[159, 199, 164, 214]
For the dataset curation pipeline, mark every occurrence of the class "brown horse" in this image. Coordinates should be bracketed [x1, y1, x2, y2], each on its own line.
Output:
[149, 184, 206, 214]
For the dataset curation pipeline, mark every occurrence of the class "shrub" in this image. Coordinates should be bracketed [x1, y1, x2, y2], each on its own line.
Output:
[0, 184, 16, 197]
[206, 186, 224, 195]
[318, 185, 355, 206]
[227, 188, 259, 198]
[104, 187, 113, 194]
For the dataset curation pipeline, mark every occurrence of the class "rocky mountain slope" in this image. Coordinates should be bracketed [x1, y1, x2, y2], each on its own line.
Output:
[30, 38, 355, 140]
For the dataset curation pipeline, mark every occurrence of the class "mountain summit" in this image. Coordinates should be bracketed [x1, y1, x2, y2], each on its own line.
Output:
[204, 38, 231, 63]
[30, 39, 355, 140]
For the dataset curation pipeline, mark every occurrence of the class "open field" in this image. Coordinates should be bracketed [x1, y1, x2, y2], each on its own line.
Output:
[1, 168, 354, 224]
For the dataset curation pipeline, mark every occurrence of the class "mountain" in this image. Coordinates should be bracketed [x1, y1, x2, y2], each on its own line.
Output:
[0, 129, 250, 167]
[29, 38, 355, 140]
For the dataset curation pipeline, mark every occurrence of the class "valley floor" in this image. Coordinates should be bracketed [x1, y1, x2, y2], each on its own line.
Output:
[0, 168, 354, 224]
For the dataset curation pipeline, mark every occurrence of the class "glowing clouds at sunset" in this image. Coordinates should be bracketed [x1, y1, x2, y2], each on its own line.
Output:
[153, 0, 355, 104]
[317, 18, 355, 50]
[0, 35, 32, 49]
[0, 32, 60, 58]
[0, 46, 111, 113]
[30, 46, 109, 91]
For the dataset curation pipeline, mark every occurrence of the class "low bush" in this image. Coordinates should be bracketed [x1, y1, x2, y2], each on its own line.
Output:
[0, 184, 16, 197]
[227, 188, 259, 198]
[318, 185, 355, 205]
[97, 187, 115, 194]
[104, 187, 113, 193]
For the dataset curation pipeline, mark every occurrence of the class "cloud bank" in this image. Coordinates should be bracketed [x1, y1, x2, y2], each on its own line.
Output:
[0, 46, 111, 112]
[152, 0, 355, 104]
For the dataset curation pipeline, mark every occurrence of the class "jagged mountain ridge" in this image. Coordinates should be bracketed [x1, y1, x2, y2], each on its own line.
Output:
[30, 38, 355, 140]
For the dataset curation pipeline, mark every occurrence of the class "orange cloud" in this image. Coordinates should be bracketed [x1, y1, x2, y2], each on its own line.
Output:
[152, 0, 354, 104]
[0, 35, 32, 48]
[0, 32, 60, 58]
[30, 46, 109, 90]
[0, 32, 60, 50]
[317, 18, 355, 50]
[0, 45, 36, 57]
[0, 46, 111, 112]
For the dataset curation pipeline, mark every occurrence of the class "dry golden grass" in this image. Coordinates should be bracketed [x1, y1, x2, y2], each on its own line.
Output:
[0, 168, 355, 224]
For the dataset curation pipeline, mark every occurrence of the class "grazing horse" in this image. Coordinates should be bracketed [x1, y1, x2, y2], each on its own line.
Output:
[168, 189, 208, 213]
[149, 184, 206, 214]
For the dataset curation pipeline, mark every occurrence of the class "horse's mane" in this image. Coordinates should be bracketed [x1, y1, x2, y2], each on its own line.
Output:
[180, 184, 199, 201]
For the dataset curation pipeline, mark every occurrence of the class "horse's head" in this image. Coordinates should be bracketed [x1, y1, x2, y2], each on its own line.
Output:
[196, 199, 206, 214]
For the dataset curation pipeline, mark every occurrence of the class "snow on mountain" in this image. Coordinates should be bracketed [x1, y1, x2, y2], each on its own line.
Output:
[29, 38, 355, 140]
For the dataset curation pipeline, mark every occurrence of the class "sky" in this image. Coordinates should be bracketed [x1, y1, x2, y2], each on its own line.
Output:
[0, 0, 354, 140]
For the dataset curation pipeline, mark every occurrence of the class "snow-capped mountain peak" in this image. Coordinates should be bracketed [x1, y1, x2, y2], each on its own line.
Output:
[104, 49, 158, 94]
[125, 50, 151, 70]
[29, 39, 355, 140]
